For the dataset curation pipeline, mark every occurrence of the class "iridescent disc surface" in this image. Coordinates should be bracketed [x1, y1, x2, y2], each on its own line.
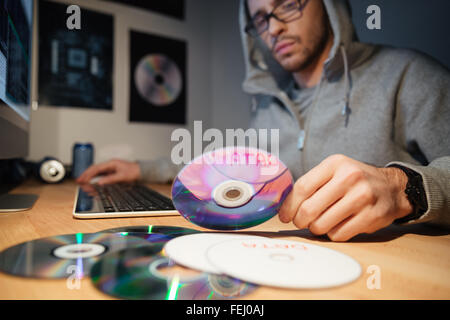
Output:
[171, 147, 293, 230]
[115, 233, 173, 252]
[0, 233, 151, 279]
[134, 54, 182, 106]
[101, 225, 200, 238]
[91, 246, 256, 300]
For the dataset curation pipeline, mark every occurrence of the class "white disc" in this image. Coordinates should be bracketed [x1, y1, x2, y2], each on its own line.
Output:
[164, 233, 265, 274]
[206, 238, 361, 289]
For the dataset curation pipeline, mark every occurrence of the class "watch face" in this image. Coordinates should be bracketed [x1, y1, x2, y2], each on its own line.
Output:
[405, 171, 426, 202]
[390, 165, 428, 221]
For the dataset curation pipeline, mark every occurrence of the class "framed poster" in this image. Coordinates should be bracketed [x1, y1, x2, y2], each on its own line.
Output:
[38, 0, 113, 110]
[129, 30, 187, 125]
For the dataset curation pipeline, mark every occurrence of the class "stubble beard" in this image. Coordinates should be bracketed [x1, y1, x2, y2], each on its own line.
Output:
[276, 14, 332, 73]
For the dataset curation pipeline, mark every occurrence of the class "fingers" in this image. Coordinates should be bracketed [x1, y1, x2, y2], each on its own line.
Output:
[278, 191, 295, 223]
[76, 161, 117, 184]
[291, 175, 347, 229]
[278, 154, 402, 241]
[97, 173, 125, 186]
[326, 211, 371, 242]
[79, 183, 96, 194]
[279, 157, 337, 223]
[308, 188, 367, 236]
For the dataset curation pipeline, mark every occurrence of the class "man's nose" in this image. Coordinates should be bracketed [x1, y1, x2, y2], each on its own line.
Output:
[267, 16, 286, 37]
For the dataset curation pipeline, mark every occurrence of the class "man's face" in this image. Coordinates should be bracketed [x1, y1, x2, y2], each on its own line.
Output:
[247, 0, 331, 72]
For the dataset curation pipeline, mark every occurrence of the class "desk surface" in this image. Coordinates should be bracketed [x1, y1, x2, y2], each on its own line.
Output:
[0, 179, 449, 300]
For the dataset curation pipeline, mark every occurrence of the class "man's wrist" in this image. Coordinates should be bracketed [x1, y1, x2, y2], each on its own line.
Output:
[133, 161, 143, 181]
[387, 165, 428, 224]
[384, 167, 414, 220]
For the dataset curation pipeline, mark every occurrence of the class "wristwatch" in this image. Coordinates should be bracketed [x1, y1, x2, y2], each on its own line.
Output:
[389, 164, 428, 224]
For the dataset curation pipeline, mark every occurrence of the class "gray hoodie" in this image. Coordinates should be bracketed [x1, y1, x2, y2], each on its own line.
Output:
[238, 0, 450, 226]
[140, 0, 450, 227]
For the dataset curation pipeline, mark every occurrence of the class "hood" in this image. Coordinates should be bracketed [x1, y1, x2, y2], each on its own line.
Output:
[239, 0, 376, 96]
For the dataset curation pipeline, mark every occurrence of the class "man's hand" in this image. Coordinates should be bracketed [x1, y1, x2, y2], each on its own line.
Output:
[76, 159, 141, 186]
[279, 154, 414, 241]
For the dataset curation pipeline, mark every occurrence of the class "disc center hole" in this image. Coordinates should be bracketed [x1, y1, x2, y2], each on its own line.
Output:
[68, 248, 93, 254]
[224, 188, 242, 201]
[155, 74, 165, 85]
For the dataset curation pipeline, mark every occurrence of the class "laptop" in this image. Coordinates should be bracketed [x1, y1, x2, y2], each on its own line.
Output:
[73, 183, 179, 219]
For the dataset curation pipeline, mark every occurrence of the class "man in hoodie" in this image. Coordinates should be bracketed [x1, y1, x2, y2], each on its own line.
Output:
[237, 0, 450, 241]
[78, 0, 450, 241]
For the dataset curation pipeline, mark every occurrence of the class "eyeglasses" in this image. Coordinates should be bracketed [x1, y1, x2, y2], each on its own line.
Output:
[245, 0, 310, 37]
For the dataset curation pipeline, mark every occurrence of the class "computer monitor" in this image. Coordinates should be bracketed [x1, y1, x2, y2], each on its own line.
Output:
[0, 0, 37, 211]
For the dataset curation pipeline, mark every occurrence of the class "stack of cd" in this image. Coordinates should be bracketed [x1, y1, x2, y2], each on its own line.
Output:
[164, 233, 363, 289]
[90, 225, 257, 300]
[0, 148, 361, 298]
[90, 245, 256, 300]
[0, 225, 258, 300]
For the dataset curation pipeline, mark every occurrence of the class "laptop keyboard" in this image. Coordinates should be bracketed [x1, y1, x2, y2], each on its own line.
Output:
[94, 184, 176, 212]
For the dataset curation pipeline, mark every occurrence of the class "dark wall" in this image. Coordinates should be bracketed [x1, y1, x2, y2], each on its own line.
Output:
[349, 0, 450, 69]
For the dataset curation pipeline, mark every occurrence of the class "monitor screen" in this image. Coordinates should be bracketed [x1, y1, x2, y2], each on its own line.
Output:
[0, 0, 33, 159]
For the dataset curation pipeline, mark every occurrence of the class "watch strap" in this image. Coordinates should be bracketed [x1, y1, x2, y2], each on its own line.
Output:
[388, 164, 428, 224]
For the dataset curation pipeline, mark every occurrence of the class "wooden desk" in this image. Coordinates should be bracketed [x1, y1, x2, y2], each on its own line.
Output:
[0, 179, 449, 300]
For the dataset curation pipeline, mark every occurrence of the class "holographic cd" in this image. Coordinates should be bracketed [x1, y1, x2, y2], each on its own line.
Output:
[101, 225, 200, 238]
[115, 232, 173, 252]
[171, 147, 294, 230]
[0, 233, 151, 279]
[134, 54, 182, 106]
[91, 246, 256, 300]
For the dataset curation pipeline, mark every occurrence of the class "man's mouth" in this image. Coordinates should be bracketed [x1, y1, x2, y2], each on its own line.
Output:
[274, 40, 296, 56]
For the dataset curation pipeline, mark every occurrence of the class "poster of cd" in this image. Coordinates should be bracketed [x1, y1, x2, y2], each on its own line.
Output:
[102, 0, 185, 20]
[129, 30, 186, 125]
[38, 1, 113, 110]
